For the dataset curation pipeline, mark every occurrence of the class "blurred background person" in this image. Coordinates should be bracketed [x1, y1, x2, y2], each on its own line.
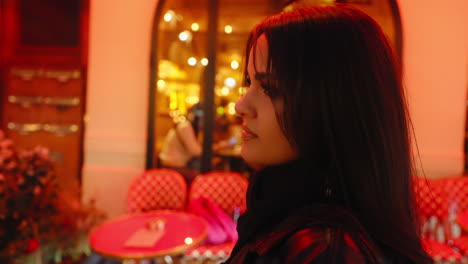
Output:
[159, 103, 234, 182]
[158, 104, 203, 183]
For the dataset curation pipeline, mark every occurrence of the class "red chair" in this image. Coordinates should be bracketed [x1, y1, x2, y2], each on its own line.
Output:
[414, 177, 446, 238]
[414, 177, 463, 263]
[127, 168, 187, 213]
[444, 176, 468, 257]
[422, 239, 463, 263]
[185, 171, 248, 263]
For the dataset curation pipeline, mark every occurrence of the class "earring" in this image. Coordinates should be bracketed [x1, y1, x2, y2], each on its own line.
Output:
[325, 186, 332, 198]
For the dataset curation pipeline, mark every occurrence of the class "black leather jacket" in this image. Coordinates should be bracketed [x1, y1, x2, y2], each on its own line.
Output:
[227, 224, 380, 264]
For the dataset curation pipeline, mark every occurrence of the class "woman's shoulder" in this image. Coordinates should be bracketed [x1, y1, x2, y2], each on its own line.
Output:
[231, 204, 388, 263]
[277, 226, 373, 263]
[249, 224, 381, 264]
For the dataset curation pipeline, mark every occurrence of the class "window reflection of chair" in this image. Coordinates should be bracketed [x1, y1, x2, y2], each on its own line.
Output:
[185, 171, 248, 263]
[414, 177, 463, 263]
[127, 168, 187, 213]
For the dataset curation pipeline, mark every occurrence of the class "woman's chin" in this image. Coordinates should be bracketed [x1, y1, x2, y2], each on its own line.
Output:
[240, 143, 253, 163]
[240, 145, 264, 171]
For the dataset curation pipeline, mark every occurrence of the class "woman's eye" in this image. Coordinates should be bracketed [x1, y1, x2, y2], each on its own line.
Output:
[260, 82, 276, 98]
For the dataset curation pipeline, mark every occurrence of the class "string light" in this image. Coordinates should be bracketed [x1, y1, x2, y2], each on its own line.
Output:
[157, 80, 166, 92]
[191, 23, 200, 31]
[224, 77, 236, 88]
[221, 87, 230, 96]
[230, 60, 239, 70]
[187, 57, 197, 66]
[217, 106, 225, 115]
[201, 58, 209, 66]
[228, 102, 236, 115]
[224, 25, 233, 34]
[157, 80, 166, 88]
[179, 31, 191, 42]
[163, 10, 175, 22]
[186, 96, 199, 105]
[238, 87, 247, 95]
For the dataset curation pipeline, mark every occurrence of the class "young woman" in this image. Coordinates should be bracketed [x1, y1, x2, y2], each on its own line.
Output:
[227, 5, 432, 264]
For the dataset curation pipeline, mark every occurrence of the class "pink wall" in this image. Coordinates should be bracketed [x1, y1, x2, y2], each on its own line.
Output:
[82, 0, 468, 216]
[398, 0, 468, 177]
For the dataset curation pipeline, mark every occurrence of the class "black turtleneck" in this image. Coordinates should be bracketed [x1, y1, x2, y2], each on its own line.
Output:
[229, 159, 331, 260]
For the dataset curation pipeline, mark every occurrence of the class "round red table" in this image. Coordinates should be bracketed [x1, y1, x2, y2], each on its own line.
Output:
[457, 211, 468, 231]
[89, 210, 208, 260]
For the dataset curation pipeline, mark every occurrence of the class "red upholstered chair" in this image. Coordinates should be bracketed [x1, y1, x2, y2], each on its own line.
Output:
[185, 171, 248, 263]
[127, 168, 187, 213]
[188, 171, 248, 216]
[414, 177, 463, 263]
[414, 177, 447, 239]
[444, 176, 468, 257]
[422, 239, 463, 264]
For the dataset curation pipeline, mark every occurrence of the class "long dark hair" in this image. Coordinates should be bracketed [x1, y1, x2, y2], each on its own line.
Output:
[244, 5, 430, 263]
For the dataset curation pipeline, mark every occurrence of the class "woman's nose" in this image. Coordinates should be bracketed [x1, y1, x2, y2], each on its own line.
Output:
[235, 91, 255, 118]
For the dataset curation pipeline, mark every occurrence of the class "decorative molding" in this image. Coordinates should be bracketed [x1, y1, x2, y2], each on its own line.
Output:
[413, 152, 464, 178]
[83, 131, 147, 168]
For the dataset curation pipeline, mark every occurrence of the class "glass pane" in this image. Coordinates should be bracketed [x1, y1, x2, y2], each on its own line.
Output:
[154, 0, 209, 182]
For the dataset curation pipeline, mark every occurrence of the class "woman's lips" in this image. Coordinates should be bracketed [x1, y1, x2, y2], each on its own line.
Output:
[242, 126, 258, 141]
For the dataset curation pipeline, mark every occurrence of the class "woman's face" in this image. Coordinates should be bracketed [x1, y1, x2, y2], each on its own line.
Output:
[235, 35, 298, 169]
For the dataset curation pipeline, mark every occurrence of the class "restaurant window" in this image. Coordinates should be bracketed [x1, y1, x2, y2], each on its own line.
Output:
[146, 0, 402, 176]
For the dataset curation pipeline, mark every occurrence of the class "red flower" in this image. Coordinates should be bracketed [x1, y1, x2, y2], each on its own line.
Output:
[25, 239, 39, 254]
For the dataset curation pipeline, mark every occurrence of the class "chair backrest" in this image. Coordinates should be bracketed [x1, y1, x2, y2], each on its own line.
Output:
[414, 177, 448, 240]
[443, 176, 468, 239]
[127, 168, 187, 213]
[443, 176, 468, 215]
[414, 176, 468, 241]
[414, 177, 447, 220]
[189, 171, 248, 216]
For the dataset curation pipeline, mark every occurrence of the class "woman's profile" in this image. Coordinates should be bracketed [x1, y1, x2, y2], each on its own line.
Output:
[227, 4, 431, 263]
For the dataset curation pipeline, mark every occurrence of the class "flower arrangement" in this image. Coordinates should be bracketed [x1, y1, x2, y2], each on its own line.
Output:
[0, 130, 106, 263]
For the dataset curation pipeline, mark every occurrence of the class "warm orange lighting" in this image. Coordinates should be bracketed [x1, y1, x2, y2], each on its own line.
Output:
[191, 23, 200, 31]
[157, 80, 166, 89]
[221, 87, 230, 96]
[163, 10, 175, 22]
[228, 102, 236, 115]
[179, 31, 191, 42]
[169, 92, 178, 110]
[224, 25, 233, 34]
[231, 60, 239, 70]
[224, 77, 236, 88]
[217, 106, 225, 115]
[201, 58, 209, 66]
[186, 96, 199, 105]
[238, 87, 247, 95]
[187, 57, 197, 66]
